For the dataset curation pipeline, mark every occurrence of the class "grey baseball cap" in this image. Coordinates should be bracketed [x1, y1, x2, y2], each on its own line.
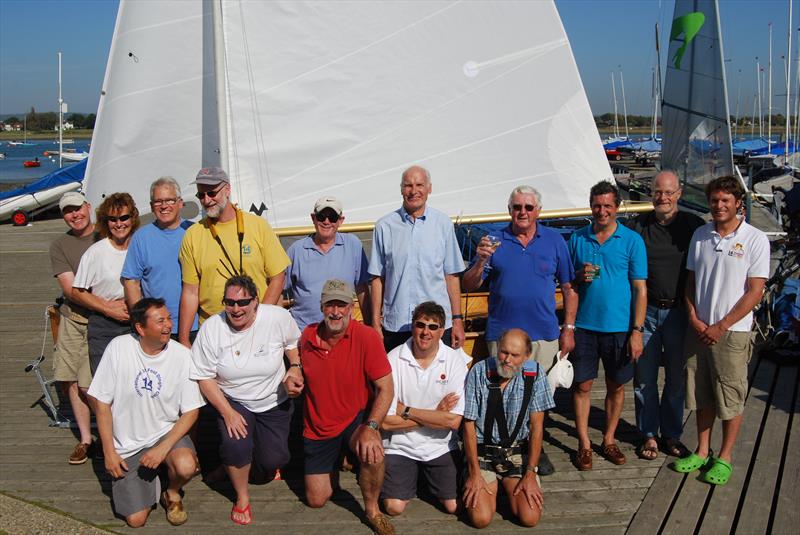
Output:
[192, 167, 230, 186]
[320, 279, 354, 305]
[59, 191, 87, 212]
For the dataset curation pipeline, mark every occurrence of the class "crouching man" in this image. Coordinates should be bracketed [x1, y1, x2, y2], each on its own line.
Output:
[88, 298, 205, 527]
[463, 329, 554, 529]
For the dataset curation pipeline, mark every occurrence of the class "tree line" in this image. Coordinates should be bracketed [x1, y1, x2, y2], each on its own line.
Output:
[594, 113, 795, 128]
[3, 107, 96, 131]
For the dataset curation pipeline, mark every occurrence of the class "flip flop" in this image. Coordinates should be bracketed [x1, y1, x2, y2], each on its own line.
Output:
[637, 442, 659, 461]
[702, 458, 733, 486]
[661, 438, 691, 458]
[670, 452, 712, 473]
[231, 503, 252, 525]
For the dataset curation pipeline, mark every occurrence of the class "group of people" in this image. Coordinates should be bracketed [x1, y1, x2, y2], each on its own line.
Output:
[47, 163, 769, 531]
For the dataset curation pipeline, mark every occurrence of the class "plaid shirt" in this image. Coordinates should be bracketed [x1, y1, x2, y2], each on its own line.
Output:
[463, 359, 555, 444]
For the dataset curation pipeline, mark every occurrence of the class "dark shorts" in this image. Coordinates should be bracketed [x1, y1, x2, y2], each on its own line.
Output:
[303, 411, 364, 475]
[88, 313, 131, 375]
[381, 450, 460, 501]
[570, 328, 633, 384]
[111, 435, 195, 518]
[217, 398, 293, 470]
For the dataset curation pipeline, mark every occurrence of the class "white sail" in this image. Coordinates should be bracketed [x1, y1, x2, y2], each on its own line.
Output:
[661, 0, 734, 209]
[87, 0, 610, 229]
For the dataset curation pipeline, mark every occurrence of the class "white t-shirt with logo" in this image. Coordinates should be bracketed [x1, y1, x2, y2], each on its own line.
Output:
[87, 335, 205, 458]
[190, 304, 301, 413]
[73, 238, 127, 300]
[383, 340, 468, 462]
[687, 219, 770, 332]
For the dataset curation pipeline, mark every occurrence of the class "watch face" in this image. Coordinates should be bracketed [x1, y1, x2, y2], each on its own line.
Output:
[367, 420, 379, 430]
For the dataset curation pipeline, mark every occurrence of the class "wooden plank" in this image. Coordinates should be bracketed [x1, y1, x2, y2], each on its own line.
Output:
[771, 363, 800, 531]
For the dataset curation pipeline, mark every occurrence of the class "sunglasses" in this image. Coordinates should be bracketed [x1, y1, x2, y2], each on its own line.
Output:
[105, 214, 132, 223]
[314, 210, 340, 223]
[511, 204, 537, 212]
[414, 321, 441, 331]
[222, 297, 255, 307]
[195, 186, 226, 200]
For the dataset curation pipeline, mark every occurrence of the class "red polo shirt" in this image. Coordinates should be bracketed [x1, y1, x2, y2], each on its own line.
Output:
[300, 319, 391, 440]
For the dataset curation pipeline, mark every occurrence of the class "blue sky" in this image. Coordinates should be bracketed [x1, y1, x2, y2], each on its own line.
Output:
[0, 0, 797, 117]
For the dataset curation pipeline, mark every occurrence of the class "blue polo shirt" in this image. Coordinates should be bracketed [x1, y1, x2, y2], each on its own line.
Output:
[121, 220, 198, 334]
[285, 232, 369, 330]
[368, 206, 465, 332]
[476, 224, 574, 342]
[567, 222, 647, 333]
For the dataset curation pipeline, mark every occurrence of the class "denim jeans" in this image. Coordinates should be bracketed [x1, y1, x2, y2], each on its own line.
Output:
[634, 304, 687, 440]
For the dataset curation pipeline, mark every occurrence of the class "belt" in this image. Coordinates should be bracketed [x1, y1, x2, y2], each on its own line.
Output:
[477, 442, 527, 457]
[649, 297, 677, 309]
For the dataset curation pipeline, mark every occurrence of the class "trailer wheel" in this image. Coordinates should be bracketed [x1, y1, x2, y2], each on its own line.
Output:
[614, 154, 621, 161]
[12, 210, 29, 226]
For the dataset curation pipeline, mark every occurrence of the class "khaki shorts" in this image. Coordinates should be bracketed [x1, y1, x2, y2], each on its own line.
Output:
[487, 339, 559, 370]
[685, 330, 753, 420]
[475, 453, 541, 487]
[52, 314, 92, 388]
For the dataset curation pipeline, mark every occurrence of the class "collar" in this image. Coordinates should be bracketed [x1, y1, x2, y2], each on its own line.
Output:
[303, 232, 344, 250]
[400, 206, 428, 223]
[398, 339, 445, 367]
[506, 223, 540, 244]
[309, 318, 355, 349]
[712, 216, 744, 238]
[589, 221, 621, 243]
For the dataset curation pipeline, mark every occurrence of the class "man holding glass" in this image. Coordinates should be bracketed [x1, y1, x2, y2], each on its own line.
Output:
[567, 181, 647, 471]
[463, 185, 577, 475]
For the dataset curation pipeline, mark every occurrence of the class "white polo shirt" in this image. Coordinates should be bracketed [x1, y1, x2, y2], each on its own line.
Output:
[687, 219, 770, 332]
[383, 340, 468, 462]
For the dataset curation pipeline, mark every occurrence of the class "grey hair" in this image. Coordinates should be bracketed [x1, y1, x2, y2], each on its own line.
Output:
[652, 170, 681, 191]
[400, 165, 431, 186]
[507, 185, 542, 208]
[149, 176, 182, 200]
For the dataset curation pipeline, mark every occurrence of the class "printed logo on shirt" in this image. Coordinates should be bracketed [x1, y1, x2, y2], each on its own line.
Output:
[242, 244, 252, 255]
[728, 243, 745, 258]
[134, 368, 163, 399]
[435, 373, 448, 385]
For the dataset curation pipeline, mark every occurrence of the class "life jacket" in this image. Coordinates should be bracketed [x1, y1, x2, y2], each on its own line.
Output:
[483, 358, 539, 447]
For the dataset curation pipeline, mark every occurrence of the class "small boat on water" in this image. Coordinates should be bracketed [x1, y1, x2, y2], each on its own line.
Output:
[23, 159, 41, 168]
[0, 159, 86, 224]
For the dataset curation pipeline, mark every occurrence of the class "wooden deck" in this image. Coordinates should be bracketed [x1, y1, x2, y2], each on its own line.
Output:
[0, 217, 796, 534]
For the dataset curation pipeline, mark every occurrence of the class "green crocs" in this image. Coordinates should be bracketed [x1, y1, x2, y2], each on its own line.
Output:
[702, 458, 732, 485]
[671, 452, 712, 473]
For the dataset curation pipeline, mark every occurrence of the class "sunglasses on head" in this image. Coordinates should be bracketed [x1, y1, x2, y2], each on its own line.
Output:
[511, 204, 537, 212]
[414, 321, 441, 331]
[222, 297, 255, 307]
[314, 210, 340, 223]
[195, 185, 225, 200]
[106, 214, 132, 223]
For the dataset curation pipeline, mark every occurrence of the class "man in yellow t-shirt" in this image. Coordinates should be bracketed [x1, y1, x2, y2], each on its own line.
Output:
[178, 167, 289, 347]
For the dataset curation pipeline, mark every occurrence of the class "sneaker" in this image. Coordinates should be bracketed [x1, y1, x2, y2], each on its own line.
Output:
[68, 441, 92, 465]
[537, 451, 555, 476]
[367, 512, 396, 535]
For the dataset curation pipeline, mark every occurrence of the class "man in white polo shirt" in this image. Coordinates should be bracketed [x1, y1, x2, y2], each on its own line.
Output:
[672, 176, 769, 486]
[380, 301, 468, 516]
[88, 297, 206, 527]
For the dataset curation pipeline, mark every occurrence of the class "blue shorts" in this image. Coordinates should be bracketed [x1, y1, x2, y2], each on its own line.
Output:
[303, 411, 364, 474]
[570, 328, 633, 384]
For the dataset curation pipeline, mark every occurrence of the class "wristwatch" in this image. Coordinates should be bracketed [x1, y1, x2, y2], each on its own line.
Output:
[366, 420, 380, 431]
[289, 362, 303, 370]
[401, 406, 412, 420]
[632, 325, 645, 333]
[525, 465, 538, 474]
[562, 323, 576, 331]
[452, 314, 464, 320]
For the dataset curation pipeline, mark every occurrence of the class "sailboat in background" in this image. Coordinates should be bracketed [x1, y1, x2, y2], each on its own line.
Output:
[7, 115, 38, 147]
[85, 0, 614, 231]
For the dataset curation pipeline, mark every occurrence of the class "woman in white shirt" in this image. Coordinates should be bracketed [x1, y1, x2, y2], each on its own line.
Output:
[190, 275, 303, 526]
[72, 193, 139, 373]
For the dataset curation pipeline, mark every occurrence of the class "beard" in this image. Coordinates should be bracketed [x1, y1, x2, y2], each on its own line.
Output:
[323, 314, 349, 335]
[494, 355, 520, 379]
[205, 195, 229, 219]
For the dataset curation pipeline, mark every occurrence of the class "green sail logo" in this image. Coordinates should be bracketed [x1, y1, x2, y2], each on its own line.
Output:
[670, 12, 706, 69]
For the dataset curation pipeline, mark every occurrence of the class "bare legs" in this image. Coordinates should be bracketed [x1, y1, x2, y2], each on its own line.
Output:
[695, 406, 743, 463]
[61, 382, 92, 445]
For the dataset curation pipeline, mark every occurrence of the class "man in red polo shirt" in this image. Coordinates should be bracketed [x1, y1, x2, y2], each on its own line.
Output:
[294, 279, 395, 535]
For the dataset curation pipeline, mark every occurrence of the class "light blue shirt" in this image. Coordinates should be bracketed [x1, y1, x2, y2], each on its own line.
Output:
[368, 206, 465, 332]
[121, 221, 198, 334]
[285, 233, 369, 330]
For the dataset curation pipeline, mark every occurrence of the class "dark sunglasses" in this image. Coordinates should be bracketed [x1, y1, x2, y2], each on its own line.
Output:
[222, 297, 255, 307]
[511, 204, 537, 212]
[314, 210, 340, 223]
[105, 214, 132, 223]
[414, 321, 441, 331]
[196, 186, 225, 200]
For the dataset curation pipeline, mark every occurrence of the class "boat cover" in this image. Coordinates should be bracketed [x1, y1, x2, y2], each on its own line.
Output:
[0, 159, 86, 201]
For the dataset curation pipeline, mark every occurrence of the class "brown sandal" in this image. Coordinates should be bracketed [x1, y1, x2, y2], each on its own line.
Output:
[637, 441, 659, 461]
[601, 443, 627, 465]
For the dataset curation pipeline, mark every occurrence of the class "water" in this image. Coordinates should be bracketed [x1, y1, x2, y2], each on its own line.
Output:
[0, 139, 91, 183]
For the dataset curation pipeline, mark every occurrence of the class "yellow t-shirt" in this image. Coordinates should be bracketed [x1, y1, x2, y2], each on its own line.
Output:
[179, 211, 290, 321]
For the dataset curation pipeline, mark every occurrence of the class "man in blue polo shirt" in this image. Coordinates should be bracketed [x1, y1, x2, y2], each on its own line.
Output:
[285, 196, 371, 330]
[463, 185, 578, 475]
[369, 165, 466, 351]
[122, 177, 198, 340]
[567, 181, 647, 471]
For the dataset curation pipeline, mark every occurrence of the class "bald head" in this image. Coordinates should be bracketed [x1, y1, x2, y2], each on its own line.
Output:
[651, 170, 682, 220]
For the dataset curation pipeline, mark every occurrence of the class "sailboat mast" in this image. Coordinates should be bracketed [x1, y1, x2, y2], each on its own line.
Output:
[211, 0, 229, 178]
[785, 2, 792, 161]
[757, 59, 763, 138]
[611, 72, 619, 138]
[651, 69, 658, 139]
[58, 51, 63, 169]
[768, 22, 773, 153]
[714, 0, 735, 177]
[619, 67, 629, 139]
[734, 69, 742, 139]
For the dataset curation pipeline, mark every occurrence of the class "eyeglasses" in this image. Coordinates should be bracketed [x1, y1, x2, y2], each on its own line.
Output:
[105, 214, 132, 223]
[151, 197, 179, 207]
[511, 204, 537, 212]
[314, 210, 340, 223]
[222, 297, 255, 307]
[413, 321, 441, 331]
[195, 186, 226, 200]
[653, 190, 679, 198]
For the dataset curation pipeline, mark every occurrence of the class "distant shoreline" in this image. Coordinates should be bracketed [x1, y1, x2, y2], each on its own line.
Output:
[0, 129, 93, 140]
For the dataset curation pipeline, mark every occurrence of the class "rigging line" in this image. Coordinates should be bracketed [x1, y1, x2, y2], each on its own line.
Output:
[100, 74, 209, 107]
[662, 101, 729, 124]
[116, 13, 202, 36]
[219, 2, 242, 206]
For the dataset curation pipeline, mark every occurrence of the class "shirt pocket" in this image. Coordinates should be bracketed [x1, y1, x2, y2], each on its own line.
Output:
[533, 254, 556, 278]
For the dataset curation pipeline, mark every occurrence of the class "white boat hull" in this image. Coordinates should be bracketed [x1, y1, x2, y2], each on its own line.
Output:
[60, 152, 89, 162]
[0, 181, 82, 221]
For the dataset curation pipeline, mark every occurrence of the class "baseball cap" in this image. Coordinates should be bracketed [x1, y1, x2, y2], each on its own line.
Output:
[313, 196, 343, 216]
[192, 167, 230, 186]
[320, 279, 354, 305]
[59, 191, 87, 212]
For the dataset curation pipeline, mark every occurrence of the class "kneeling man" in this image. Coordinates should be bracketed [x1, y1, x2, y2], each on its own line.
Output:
[88, 298, 205, 527]
[463, 329, 554, 529]
[381, 301, 468, 516]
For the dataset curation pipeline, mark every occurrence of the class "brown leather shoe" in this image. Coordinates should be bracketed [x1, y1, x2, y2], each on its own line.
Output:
[576, 447, 593, 471]
[68, 441, 92, 465]
[367, 512, 395, 535]
[160, 491, 188, 526]
[601, 443, 627, 465]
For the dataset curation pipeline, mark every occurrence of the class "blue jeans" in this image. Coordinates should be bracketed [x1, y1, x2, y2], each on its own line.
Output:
[634, 304, 687, 440]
